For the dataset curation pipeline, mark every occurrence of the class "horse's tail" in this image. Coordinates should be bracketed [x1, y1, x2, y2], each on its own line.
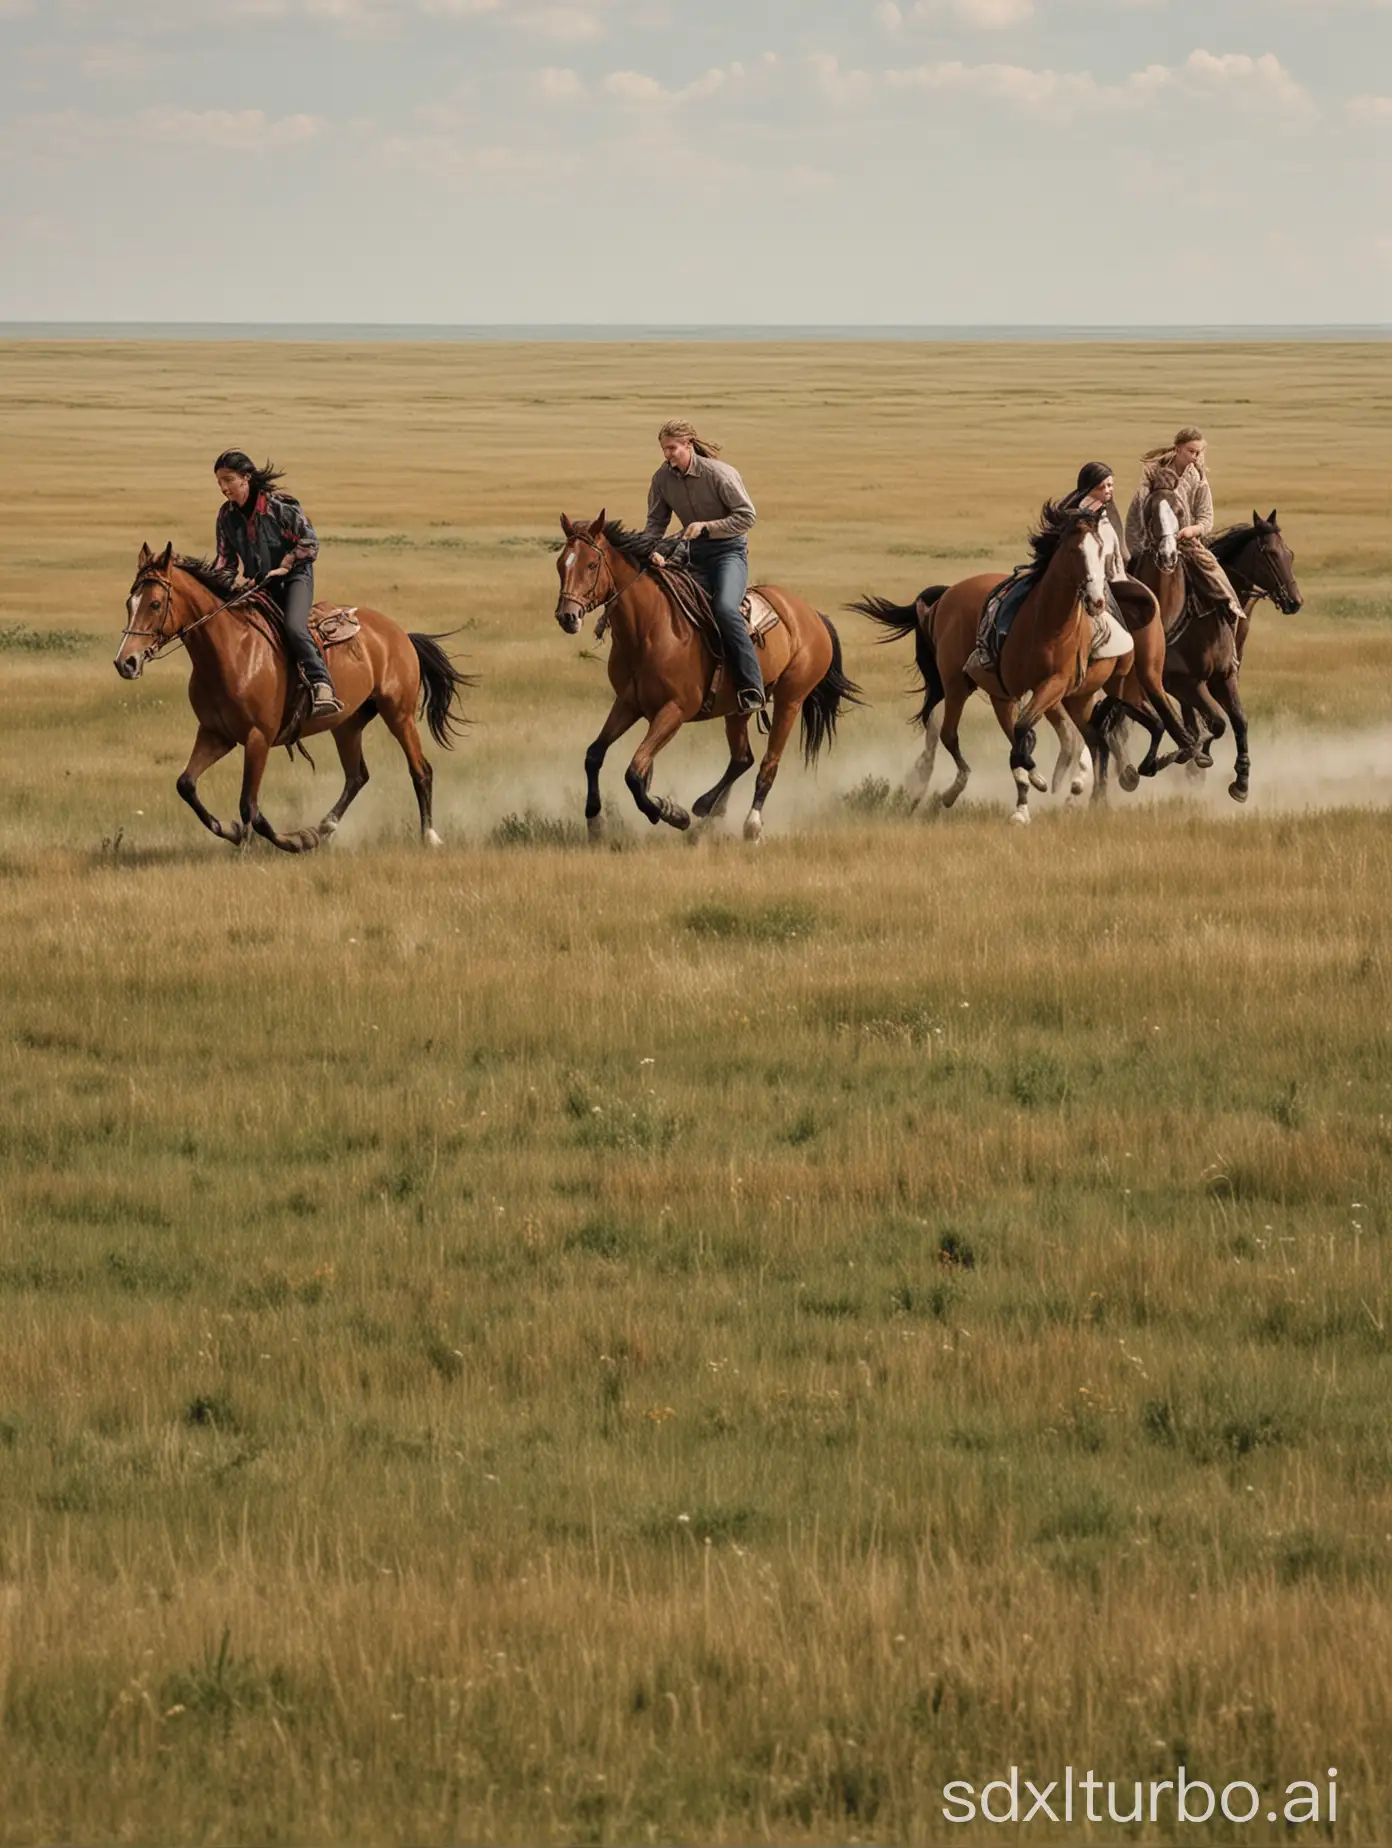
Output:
[801, 615, 864, 766]
[409, 632, 475, 749]
[848, 589, 947, 732]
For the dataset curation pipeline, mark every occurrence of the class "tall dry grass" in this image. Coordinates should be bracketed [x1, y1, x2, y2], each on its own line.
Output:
[0, 339, 1389, 1841]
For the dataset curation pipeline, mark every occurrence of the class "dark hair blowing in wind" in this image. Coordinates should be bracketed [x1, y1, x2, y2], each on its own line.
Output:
[213, 449, 286, 499]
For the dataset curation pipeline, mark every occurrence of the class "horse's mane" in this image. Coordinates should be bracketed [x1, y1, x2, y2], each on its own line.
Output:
[602, 520, 659, 566]
[171, 553, 241, 596]
[1011, 501, 1095, 595]
[1209, 523, 1260, 567]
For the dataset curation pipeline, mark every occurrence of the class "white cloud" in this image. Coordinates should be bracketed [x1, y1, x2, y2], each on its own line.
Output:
[807, 52, 874, 104]
[922, 0, 1034, 25]
[1176, 48, 1312, 110]
[602, 61, 744, 104]
[139, 107, 324, 147]
[532, 65, 584, 98]
[873, 45, 1312, 118]
[1347, 93, 1392, 119]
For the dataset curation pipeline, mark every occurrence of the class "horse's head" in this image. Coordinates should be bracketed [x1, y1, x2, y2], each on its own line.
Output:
[554, 511, 612, 634]
[1249, 510, 1302, 614]
[1068, 504, 1108, 615]
[1142, 470, 1182, 572]
[116, 542, 178, 678]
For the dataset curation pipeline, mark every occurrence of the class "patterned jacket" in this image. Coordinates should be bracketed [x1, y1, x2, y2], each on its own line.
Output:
[214, 491, 319, 582]
[1124, 461, 1213, 559]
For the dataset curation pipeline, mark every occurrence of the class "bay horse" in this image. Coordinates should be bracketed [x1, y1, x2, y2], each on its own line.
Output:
[1152, 511, 1301, 803]
[853, 504, 1140, 823]
[554, 513, 859, 842]
[115, 543, 470, 851]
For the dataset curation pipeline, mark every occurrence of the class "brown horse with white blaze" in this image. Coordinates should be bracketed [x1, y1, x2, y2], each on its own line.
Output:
[555, 514, 859, 841]
[854, 504, 1139, 822]
[116, 544, 470, 851]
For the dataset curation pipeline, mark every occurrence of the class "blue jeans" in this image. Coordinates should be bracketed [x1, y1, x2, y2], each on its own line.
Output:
[689, 536, 764, 700]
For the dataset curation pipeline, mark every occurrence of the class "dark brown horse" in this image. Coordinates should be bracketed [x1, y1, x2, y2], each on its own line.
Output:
[1149, 512, 1301, 803]
[554, 514, 859, 841]
[854, 505, 1137, 823]
[115, 544, 469, 851]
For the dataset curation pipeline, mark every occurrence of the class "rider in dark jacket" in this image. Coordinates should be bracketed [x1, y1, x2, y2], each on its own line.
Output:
[212, 449, 340, 716]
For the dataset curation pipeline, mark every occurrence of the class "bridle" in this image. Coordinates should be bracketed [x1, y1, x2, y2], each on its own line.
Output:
[120, 562, 260, 665]
[1239, 530, 1299, 614]
[556, 530, 618, 621]
[556, 528, 681, 633]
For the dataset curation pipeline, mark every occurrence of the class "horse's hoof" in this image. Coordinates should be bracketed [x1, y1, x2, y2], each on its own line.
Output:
[1229, 782, 1249, 804]
[666, 806, 691, 833]
[691, 796, 715, 820]
[1028, 770, 1048, 793]
[1009, 808, 1031, 827]
[424, 828, 443, 849]
[743, 814, 763, 843]
[1119, 765, 1140, 793]
[587, 816, 603, 844]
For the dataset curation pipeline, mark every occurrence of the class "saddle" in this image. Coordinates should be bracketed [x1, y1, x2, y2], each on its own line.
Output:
[964, 581, 1131, 701]
[963, 566, 1033, 694]
[243, 599, 361, 749]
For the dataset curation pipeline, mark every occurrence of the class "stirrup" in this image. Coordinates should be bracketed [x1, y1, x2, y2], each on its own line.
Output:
[311, 683, 342, 716]
[737, 686, 766, 715]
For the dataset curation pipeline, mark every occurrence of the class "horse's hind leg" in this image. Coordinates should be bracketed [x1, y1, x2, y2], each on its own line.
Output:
[693, 714, 755, 822]
[381, 707, 440, 846]
[903, 707, 941, 809]
[317, 712, 372, 843]
[625, 701, 691, 831]
[176, 725, 241, 844]
[933, 685, 974, 811]
[743, 695, 803, 842]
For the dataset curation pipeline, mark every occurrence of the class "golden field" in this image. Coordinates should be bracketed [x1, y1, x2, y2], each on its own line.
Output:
[0, 337, 1390, 1844]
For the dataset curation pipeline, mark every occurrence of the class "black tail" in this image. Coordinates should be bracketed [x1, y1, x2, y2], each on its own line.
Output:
[801, 615, 864, 766]
[409, 632, 475, 750]
[848, 590, 947, 732]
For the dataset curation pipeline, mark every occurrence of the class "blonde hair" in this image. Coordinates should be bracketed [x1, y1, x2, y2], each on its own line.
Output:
[1141, 426, 1207, 479]
[658, 418, 721, 459]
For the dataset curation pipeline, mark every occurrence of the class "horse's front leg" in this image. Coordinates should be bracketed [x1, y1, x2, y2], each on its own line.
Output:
[1209, 671, 1251, 803]
[585, 697, 640, 842]
[1009, 673, 1070, 824]
[624, 700, 691, 831]
[240, 728, 318, 854]
[176, 725, 242, 844]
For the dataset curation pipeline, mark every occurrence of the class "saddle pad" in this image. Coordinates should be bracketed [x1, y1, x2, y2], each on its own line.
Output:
[310, 603, 360, 648]
[1089, 606, 1132, 662]
[742, 588, 781, 640]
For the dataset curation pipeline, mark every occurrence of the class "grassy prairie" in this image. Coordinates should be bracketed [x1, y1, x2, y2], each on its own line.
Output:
[0, 339, 1390, 1843]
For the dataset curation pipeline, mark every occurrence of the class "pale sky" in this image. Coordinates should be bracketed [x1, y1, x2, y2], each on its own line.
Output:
[1, 0, 1388, 324]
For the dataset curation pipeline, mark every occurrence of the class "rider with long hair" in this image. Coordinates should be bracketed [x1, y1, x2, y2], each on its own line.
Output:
[211, 449, 341, 717]
[1123, 427, 1244, 625]
[643, 418, 764, 714]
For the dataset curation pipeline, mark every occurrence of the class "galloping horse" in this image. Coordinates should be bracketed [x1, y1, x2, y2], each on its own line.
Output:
[1092, 473, 1197, 793]
[1148, 511, 1301, 803]
[554, 514, 859, 841]
[116, 544, 470, 851]
[853, 504, 1138, 823]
